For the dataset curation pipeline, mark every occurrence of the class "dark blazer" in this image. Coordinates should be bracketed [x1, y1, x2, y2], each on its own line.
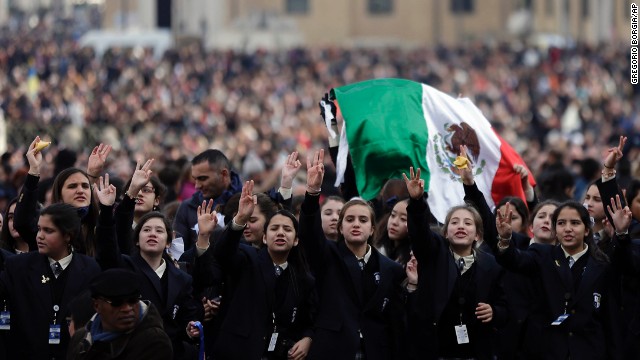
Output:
[0, 249, 14, 360]
[211, 225, 316, 360]
[0, 251, 100, 359]
[299, 193, 406, 360]
[496, 242, 624, 360]
[12, 174, 40, 250]
[95, 204, 201, 358]
[406, 197, 508, 360]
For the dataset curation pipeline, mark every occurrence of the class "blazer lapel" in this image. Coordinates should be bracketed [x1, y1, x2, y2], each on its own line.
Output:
[574, 256, 604, 304]
[60, 255, 86, 306]
[552, 246, 574, 294]
[338, 242, 363, 305]
[363, 251, 387, 312]
[258, 248, 276, 308]
[133, 254, 163, 301]
[30, 257, 53, 312]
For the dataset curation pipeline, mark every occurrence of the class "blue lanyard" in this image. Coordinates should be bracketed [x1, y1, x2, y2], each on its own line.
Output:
[193, 321, 205, 360]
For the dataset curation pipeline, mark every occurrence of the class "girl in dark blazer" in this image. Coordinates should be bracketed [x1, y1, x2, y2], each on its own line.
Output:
[0, 203, 101, 359]
[495, 199, 633, 360]
[299, 150, 406, 360]
[93, 174, 201, 360]
[209, 180, 316, 360]
[403, 167, 508, 360]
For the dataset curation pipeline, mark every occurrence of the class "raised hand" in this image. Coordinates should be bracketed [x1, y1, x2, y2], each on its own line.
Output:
[402, 167, 424, 200]
[603, 136, 627, 169]
[128, 159, 155, 195]
[26, 136, 44, 176]
[281, 151, 302, 190]
[306, 149, 325, 192]
[93, 173, 117, 206]
[406, 253, 418, 285]
[197, 200, 218, 237]
[475, 303, 493, 323]
[496, 202, 513, 240]
[607, 194, 632, 234]
[451, 145, 474, 185]
[234, 180, 256, 225]
[318, 93, 337, 123]
[87, 143, 112, 178]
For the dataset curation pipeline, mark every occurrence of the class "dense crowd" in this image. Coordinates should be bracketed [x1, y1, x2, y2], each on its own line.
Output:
[0, 14, 639, 360]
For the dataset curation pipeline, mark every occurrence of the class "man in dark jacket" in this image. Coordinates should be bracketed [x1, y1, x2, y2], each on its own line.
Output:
[67, 269, 173, 360]
[173, 149, 242, 250]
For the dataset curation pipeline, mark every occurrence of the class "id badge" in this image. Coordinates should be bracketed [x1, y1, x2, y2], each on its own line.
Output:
[551, 314, 570, 326]
[267, 332, 279, 352]
[49, 324, 61, 344]
[454, 324, 470, 344]
[0, 311, 9, 330]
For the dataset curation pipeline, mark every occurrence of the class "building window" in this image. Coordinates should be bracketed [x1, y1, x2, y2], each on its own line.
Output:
[286, 0, 309, 14]
[369, 0, 393, 14]
[451, 0, 474, 14]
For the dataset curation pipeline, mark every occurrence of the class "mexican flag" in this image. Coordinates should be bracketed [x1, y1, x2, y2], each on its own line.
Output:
[330, 78, 535, 223]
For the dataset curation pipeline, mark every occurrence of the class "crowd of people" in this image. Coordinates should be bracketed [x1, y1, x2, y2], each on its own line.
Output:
[0, 14, 639, 360]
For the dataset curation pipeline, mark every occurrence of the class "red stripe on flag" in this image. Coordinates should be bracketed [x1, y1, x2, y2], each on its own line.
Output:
[491, 131, 536, 208]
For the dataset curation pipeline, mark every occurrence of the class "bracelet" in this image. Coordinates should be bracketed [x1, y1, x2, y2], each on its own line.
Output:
[231, 217, 248, 231]
[408, 282, 418, 286]
[28, 172, 40, 177]
[601, 169, 616, 177]
[124, 190, 136, 200]
[87, 173, 99, 179]
[603, 164, 614, 169]
[306, 186, 321, 195]
[615, 230, 629, 236]
[497, 234, 512, 242]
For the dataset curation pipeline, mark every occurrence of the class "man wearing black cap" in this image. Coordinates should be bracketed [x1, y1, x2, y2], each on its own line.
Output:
[67, 269, 173, 359]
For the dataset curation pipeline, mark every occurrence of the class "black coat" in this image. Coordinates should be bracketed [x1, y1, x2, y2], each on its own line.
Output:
[0, 252, 100, 359]
[299, 193, 406, 360]
[406, 197, 508, 360]
[496, 242, 625, 360]
[0, 249, 14, 360]
[211, 225, 316, 360]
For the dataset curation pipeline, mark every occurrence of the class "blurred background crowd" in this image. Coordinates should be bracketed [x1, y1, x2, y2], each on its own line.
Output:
[0, 3, 638, 212]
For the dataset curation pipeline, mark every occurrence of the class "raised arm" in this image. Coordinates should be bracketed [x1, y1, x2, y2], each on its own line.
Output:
[597, 136, 627, 228]
[93, 174, 124, 270]
[213, 180, 254, 269]
[276, 151, 302, 210]
[13, 136, 47, 249]
[298, 149, 329, 275]
[494, 204, 538, 274]
[403, 167, 440, 263]
[114, 159, 154, 254]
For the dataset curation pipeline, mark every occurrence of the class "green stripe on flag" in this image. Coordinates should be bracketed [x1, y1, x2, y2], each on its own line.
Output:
[333, 78, 430, 200]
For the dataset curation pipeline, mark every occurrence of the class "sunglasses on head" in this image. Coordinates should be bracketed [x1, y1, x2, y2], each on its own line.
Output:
[99, 295, 141, 307]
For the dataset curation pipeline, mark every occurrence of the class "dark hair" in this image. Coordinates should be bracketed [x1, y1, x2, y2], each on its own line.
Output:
[373, 199, 410, 265]
[537, 168, 575, 202]
[263, 209, 299, 235]
[551, 201, 609, 263]
[40, 203, 83, 252]
[255, 193, 278, 223]
[133, 212, 174, 246]
[123, 176, 167, 211]
[192, 149, 230, 170]
[337, 199, 377, 244]
[51, 168, 99, 256]
[0, 198, 20, 251]
[320, 195, 345, 209]
[626, 180, 640, 212]
[495, 196, 529, 233]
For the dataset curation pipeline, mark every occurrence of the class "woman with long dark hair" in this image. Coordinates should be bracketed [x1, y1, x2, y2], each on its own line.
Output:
[209, 180, 316, 359]
[0, 203, 100, 359]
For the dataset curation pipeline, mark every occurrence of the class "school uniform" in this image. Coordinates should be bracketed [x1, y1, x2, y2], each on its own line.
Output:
[0, 251, 100, 359]
[0, 249, 14, 360]
[95, 204, 202, 360]
[496, 241, 626, 359]
[211, 224, 316, 360]
[406, 197, 508, 360]
[299, 193, 406, 360]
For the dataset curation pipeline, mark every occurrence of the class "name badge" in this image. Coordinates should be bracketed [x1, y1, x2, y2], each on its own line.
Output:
[49, 324, 61, 344]
[0, 311, 9, 330]
[551, 314, 570, 326]
[267, 332, 279, 352]
[455, 324, 470, 344]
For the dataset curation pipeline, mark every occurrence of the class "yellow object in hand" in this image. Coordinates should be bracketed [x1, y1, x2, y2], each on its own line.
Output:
[34, 141, 51, 154]
[453, 156, 469, 169]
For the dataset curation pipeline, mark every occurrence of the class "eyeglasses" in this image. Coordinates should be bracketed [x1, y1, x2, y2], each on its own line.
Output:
[140, 187, 155, 194]
[99, 296, 141, 307]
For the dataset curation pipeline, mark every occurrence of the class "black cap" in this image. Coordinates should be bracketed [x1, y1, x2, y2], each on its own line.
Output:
[90, 269, 141, 300]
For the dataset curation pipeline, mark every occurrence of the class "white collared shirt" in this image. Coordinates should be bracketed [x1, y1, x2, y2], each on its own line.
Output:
[452, 250, 475, 274]
[274, 261, 289, 271]
[154, 259, 167, 278]
[49, 253, 73, 271]
[355, 245, 372, 265]
[562, 244, 589, 265]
